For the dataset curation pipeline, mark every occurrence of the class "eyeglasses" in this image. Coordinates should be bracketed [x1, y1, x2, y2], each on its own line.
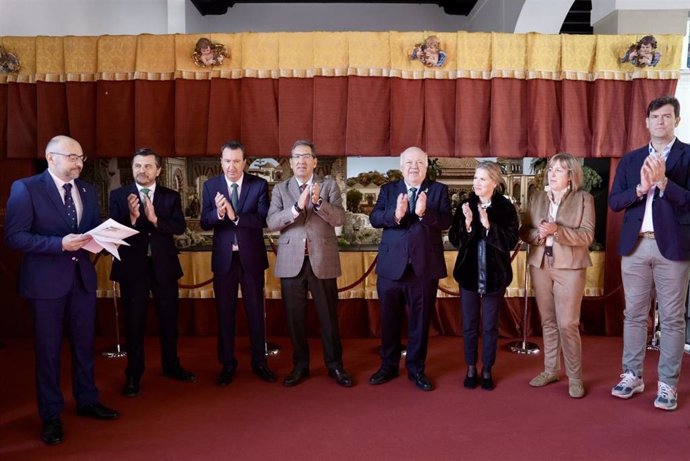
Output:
[50, 152, 87, 162]
[291, 153, 314, 160]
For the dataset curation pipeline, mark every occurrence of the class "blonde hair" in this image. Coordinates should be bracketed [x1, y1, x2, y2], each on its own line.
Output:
[476, 161, 506, 195]
[546, 152, 583, 190]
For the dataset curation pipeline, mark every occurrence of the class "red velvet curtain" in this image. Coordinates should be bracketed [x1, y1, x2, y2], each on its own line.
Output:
[1, 77, 676, 159]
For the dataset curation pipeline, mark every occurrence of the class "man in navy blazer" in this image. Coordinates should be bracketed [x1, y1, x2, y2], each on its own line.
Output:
[110, 148, 196, 398]
[200, 140, 276, 386]
[609, 95, 690, 411]
[369, 146, 452, 391]
[5, 135, 119, 445]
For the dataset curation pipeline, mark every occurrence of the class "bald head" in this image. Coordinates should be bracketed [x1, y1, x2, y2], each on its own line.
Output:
[45, 135, 85, 182]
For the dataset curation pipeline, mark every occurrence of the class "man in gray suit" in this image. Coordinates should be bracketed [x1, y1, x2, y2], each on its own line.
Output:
[267, 140, 353, 388]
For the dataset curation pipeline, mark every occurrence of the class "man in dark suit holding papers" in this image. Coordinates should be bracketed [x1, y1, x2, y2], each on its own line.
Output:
[5, 135, 119, 445]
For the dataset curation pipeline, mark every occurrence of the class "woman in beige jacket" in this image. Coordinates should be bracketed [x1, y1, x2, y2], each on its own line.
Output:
[519, 153, 595, 398]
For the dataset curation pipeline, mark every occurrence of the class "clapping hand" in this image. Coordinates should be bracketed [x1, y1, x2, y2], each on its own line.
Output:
[478, 205, 490, 230]
[395, 192, 409, 222]
[462, 203, 473, 230]
[141, 193, 158, 225]
[298, 184, 311, 210]
[127, 193, 141, 222]
[415, 190, 427, 217]
[215, 192, 231, 219]
[311, 182, 321, 205]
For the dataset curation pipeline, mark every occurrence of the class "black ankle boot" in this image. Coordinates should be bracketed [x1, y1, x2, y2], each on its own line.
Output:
[464, 366, 478, 389]
[481, 368, 494, 391]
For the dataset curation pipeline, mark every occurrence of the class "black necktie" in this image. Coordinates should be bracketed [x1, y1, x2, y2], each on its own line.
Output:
[299, 183, 307, 193]
[409, 187, 417, 214]
[63, 183, 78, 232]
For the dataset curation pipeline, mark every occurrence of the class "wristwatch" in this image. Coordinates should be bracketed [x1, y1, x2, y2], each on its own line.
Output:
[294, 202, 303, 213]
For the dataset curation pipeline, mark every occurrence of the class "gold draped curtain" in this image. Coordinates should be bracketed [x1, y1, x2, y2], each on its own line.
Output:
[0, 32, 682, 83]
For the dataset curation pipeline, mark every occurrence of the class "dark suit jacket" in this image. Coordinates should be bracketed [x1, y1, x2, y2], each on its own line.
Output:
[5, 170, 101, 299]
[200, 173, 269, 275]
[369, 179, 452, 281]
[609, 139, 690, 261]
[109, 183, 185, 284]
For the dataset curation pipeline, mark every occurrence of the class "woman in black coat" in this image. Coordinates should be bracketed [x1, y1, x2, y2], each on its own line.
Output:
[449, 161, 519, 390]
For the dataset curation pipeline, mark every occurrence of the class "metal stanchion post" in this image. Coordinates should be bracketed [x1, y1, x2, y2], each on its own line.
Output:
[508, 243, 540, 355]
[647, 297, 660, 351]
[263, 299, 280, 357]
[102, 280, 127, 358]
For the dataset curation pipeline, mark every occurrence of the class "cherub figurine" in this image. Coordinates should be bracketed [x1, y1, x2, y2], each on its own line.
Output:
[0, 46, 20, 74]
[621, 35, 661, 68]
[193, 38, 228, 68]
[410, 35, 447, 68]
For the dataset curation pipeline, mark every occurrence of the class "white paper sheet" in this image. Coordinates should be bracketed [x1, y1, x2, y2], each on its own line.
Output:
[83, 218, 139, 260]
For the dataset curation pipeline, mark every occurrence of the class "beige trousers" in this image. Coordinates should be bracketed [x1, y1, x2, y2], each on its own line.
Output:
[530, 263, 586, 380]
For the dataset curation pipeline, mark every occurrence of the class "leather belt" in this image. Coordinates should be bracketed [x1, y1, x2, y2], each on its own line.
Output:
[639, 232, 655, 239]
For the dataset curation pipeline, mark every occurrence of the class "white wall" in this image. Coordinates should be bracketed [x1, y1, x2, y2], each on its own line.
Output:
[185, 2, 467, 33]
[0, 0, 469, 36]
[513, 0, 573, 34]
[0, 0, 169, 36]
[467, 0, 526, 32]
[593, 10, 688, 34]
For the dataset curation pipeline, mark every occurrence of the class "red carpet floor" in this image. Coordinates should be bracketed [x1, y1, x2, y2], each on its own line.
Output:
[1, 335, 690, 460]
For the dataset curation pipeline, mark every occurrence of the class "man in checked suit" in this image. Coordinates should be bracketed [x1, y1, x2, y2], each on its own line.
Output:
[200, 140, 276, 386]
[369, 146, 452, 391]
[609, 95, 690, 411]
[5, 135, 119, 445]
[110, 148, 196, 398]
[267, 140, 353, 388]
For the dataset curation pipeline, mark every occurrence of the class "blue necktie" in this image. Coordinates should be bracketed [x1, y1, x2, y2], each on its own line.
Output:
[63, 183, 78, 232]
[409, 187, 417, 214]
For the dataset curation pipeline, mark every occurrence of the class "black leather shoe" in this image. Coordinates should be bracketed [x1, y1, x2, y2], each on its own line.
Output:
[369, 367, 399, 385]
[76, 402, 120, 420]
[218, 368, 235, 387]
[481, 374, 495, 391]
[253, 364, 277, 383]
[328, 367, 353, 387]
[164, 367, 197, 382]
[283, 368, 309, 387]
[408, 372, 433, 391]
[41, 419, 64, 445]
[464, 375, 479, 389]
[122, 377, 140, 398]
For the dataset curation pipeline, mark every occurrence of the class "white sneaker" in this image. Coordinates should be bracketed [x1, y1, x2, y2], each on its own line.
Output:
[654, 381, 678, 411]
[611, 371, 644, 399]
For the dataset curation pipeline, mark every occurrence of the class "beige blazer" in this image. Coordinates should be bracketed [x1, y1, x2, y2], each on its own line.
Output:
[519, 189, 595, 269]
[267, 175, 345, 279]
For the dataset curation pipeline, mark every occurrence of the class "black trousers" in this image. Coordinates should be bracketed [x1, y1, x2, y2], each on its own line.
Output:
[377, 265, 439, 375]
[280, 257, 343, 371]
[120, 259, 181, 380]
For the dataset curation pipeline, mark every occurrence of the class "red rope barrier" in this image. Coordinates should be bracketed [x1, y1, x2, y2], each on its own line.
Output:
[337, 255, 378, 293]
